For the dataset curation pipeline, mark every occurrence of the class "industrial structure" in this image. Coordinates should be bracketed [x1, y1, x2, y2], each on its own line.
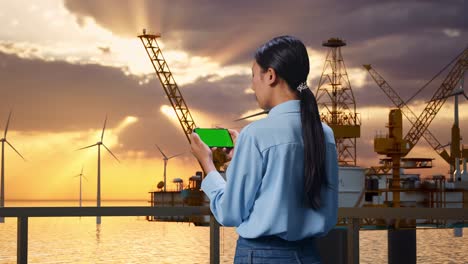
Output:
[363, 47, 468, 212]
[363, 64, 451, 165]
[138, 33, 196, 143]
[138, 31, 228, 171]
[316, 38, 361, 166]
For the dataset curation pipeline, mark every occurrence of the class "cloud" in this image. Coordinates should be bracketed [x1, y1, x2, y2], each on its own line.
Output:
[0, 50, 258, 157]
[443, 28, 461, 38]
[62, 0, 467, 105]
[63, 1, 467, 64]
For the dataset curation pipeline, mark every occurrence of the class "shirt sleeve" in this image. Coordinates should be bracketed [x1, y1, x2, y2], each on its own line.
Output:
[201, 129, 263, 226]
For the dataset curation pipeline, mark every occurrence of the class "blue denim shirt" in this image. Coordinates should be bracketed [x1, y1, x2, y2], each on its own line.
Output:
[201, 100, 338, 241]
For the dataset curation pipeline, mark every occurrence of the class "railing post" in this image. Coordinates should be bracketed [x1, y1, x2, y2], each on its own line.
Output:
[347, 217, 359, 264]
[209, 215, 220, 264]
[17, 216, 28, 264]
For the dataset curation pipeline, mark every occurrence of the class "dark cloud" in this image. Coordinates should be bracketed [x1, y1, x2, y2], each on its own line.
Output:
[183, 74, 255, 118]
[63, 0, 467, 106]
[0, 51, 157, 131]
[63, 1, 467, 64]
[0, 51, 255, 157]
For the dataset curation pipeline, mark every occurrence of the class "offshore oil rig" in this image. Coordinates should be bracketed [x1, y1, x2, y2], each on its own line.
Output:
[138, 30, 467, 262]
[314, 38, 468, 221]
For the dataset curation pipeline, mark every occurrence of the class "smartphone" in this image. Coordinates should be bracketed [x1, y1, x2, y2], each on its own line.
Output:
[193, 128, 234, 148]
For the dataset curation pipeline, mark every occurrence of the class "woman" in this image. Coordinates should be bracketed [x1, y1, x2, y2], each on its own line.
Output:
[190, 35, 338, 264]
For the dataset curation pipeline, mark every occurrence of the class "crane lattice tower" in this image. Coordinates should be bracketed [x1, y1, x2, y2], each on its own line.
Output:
[316, 38, 361, 166]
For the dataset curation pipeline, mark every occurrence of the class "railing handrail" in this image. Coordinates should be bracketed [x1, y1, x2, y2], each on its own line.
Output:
[0, 206, 210, 217]
[338, 207, 468, 219]
[0, 206, 466, 219]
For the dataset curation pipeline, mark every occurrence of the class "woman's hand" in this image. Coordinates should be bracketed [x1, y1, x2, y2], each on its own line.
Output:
[221, 129, 239, 161]
[228, 129, 239, 144]
[190, 132, 216, 173]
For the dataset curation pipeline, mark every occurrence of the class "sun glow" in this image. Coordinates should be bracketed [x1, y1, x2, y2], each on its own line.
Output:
[115, 116, 138, 132]
[160, 105, 179, 124]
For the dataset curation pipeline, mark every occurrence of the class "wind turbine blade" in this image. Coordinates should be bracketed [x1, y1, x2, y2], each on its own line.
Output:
[76, 143, 98, 151]
[101, 115, 107, 142]
[6, 140, 26, 161]
[168, 152, 186, 159]
[81, 166, 84, 175]
[234, 110, 269, 121]
[102, 144, 120, 163]
[83, 176, 89, 181]
[155, 144, 168, 159]
[4, 110, 12, 138]
[463, 93, 468, 100]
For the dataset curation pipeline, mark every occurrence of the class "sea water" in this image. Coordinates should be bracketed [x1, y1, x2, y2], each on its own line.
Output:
[0, 201, 467, 264]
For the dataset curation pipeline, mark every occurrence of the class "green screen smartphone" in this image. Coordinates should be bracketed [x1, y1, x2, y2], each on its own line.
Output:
[193, 128, 234, 148]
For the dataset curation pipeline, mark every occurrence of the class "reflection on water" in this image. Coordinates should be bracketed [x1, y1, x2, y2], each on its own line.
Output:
[0, 201, 467, 263]
[96, 224, 101, 244]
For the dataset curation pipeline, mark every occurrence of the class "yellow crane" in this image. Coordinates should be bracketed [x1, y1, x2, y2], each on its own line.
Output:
[404, 47, 468, 152]
[364, 47, 468, 167]
[363, 64, 451, 164]
[370, 47, 468, 209]
[138, 31, 227, 171]
[138, 32, 196, 143]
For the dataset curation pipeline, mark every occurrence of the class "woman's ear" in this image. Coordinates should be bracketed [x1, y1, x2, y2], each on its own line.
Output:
[266, 67, 278, 86]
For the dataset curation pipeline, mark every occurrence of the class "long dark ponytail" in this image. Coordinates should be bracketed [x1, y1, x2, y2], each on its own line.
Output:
[255, 35, 326, 209]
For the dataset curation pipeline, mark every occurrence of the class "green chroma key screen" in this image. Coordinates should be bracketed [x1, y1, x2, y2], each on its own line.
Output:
[194, 128, 234, 148]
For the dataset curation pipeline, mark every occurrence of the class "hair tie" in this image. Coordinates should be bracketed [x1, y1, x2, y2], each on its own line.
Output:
[297, 82, 308, 93]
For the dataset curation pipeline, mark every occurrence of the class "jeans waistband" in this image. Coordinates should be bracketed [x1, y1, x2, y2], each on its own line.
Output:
[237, 235, 316, 249]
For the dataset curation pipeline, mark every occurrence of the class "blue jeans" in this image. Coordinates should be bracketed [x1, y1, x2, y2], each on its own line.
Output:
[234, 235, 321, 264]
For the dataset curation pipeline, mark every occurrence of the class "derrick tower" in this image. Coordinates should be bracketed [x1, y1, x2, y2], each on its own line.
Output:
[316, 38, 361, 166]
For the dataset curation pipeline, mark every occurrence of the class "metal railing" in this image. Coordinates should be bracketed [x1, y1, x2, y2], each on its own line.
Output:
[1, 206, 467, 264]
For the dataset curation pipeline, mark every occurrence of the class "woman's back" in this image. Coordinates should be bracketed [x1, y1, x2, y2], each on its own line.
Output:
[207, 100, 338, 240]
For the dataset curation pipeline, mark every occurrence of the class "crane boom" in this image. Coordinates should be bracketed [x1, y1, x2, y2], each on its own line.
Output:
[138, 33, 197, 143]
[363, 64, 450, 163]
[404, 48, 468, 149]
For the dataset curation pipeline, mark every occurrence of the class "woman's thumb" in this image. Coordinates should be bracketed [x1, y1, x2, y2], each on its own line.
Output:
[191, 132, 200, 142]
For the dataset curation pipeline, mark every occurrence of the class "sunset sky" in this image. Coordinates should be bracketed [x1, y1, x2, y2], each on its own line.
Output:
[0, 0, 467, 201]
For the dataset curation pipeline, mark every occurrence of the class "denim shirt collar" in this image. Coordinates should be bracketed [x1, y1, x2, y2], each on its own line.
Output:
[267, 100, 300, 117]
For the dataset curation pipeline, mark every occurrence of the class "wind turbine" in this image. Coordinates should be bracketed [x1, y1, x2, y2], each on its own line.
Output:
[0, 111, 26, 223]
[234, 109, 269, 121]
[73, 166, 88, 207]
[155, 145, 185, 192]
[77, 116, 119, 224]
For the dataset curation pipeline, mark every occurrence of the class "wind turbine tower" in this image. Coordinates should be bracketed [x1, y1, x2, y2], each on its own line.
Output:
[0, 111, 26, 223]
[74, 166, 87, 207]
[155, 145, 185, 192]
[78, 116, 119, 224]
